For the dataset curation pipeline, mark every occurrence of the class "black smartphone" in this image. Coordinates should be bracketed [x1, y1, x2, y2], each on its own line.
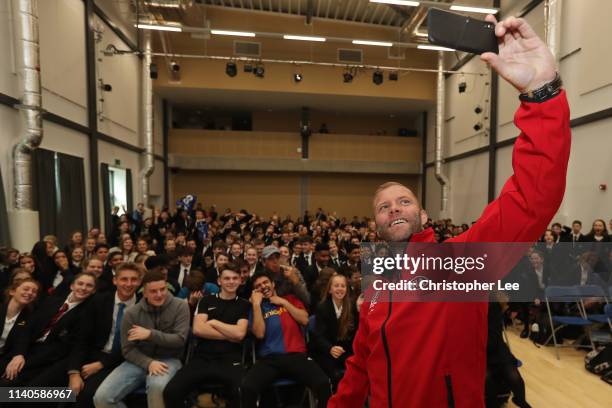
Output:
[427, 8, 498, 54]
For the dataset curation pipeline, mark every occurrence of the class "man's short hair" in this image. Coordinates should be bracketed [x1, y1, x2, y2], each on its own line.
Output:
[372, 182, 419, 210]
[346, 244, 360, 254]
[300, 236, 313, 244]
[213, 241, 228, 251]
[177, 247, 194, 257]
[220, 262, 240, 277]
[142, 268, 166, 286]
[315, 243, 330, 253]
[551, 222, 562, 228]
[116, 262, 143, 277]
[572, 220, 582, 226]
[145, 255, 170, 271]
[94, 243, 110, 252]
[252, 270, 273, 285]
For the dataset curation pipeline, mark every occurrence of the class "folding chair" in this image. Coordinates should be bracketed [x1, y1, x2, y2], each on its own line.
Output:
[544, 286, 595, 359]
[576, 285, 611, 329]
[250, 332, 321, 408]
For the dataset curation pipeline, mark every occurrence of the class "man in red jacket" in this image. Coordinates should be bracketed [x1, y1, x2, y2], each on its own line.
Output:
[329, 15, 570, 408]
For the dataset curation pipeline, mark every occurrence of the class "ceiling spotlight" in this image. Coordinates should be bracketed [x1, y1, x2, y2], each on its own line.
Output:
[473, 122, 483, 132]
[226, 62, 237, 77]
[294, 73, 303, 82]
[170, 60, 180, 72]
[373, 70, 384, 85]
[389, 72, 398, 81]
[458, 81, 467, 93]
[244, 63, 253, 73]
[254, 65, 265, 78]
[474, 105, 482, 114]
[343, 71, 354, 83]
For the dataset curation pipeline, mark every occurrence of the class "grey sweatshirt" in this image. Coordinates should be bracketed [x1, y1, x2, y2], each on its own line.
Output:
[120, 294, 190, 370]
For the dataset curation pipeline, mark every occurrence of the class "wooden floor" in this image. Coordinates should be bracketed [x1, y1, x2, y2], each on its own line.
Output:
[195, 327, 612, 407]
[505, 327, 612, 407]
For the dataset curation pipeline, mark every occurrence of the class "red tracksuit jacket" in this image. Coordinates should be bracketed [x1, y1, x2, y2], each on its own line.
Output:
[329, 91, 571, 408]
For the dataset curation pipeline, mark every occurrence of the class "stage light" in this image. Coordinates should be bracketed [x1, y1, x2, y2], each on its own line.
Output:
[474, 105, 482, 114]
[254, 65, 265, 78]
[294, 73, 303, 82]
[373, 70, 384, 85]
[170, 60, 180, 72]
[473, 122, 483, 131]
[343, 72, 353, 83]
[458, 81, 467, 93]
[149, 63, 158, 79]
[244, 63, 253, 73]
[389, 72, 398, 81]
[226, 62, 237, 77]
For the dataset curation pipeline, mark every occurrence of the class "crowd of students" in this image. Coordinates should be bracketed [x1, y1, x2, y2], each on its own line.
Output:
[0, 203, 610, 408]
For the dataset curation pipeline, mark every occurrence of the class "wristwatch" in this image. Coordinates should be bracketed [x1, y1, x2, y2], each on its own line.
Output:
[519, 73, 562, 103]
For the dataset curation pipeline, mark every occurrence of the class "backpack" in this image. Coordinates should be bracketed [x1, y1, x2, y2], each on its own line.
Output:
[585, 345, 612, 376]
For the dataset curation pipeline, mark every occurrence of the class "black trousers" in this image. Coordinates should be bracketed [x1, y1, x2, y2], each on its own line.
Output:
[164, 355, 244, 408]
[241, 353, 330, 408]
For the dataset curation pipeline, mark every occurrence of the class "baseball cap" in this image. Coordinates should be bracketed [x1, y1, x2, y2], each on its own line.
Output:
[262, 245, 281, 260]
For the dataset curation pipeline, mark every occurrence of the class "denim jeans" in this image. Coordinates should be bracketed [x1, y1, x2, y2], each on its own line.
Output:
[93, 358, 182, 408]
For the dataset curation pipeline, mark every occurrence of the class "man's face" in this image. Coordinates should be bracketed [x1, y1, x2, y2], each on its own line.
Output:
[572, 222, 581, 234]
[349, 248, 361, 264]
[374, 185, 426, 242]
[144, 280, 167, 307]
[218, 270, 241, 294]
[245, 248, 258, 265]
[529, 253, 543, 269]
[20, 257, 35, 273]
[179, 254, 193, 266]
[86, 259, 104, 277]
[137, 240, 148, 253]
[95, 247, 109, 262]
[113, 269, 141, 299]
[231, 244, 242, 257]
[86, 238, 96, 252]
[315, 250, 330, 267]
[109, 254, 123, 269]
[255, 243, 265, 258]
[293, 243, 302, 255]
[217, 254, 229, 270]
[263, 254, 280, 273]
[253, 276, 275, 298]
[328, 241, 338, 256]
[552, 225, 562, 236]
[165, 239, 176, 252]
[7, 251, 19, 265]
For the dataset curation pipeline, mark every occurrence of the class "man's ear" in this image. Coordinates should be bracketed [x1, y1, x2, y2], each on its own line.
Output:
[420, 209, 429, 227]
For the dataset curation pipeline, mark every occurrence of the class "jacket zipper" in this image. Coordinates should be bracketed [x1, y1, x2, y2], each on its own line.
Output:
[381, 290, 393, 408]
[445, 374, 455, 408]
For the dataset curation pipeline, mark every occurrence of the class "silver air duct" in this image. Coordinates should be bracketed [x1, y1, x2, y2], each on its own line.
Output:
[141, 30, 155, 205]
[12, 0, 42, 210]
[434, 52, 449, 215]
[544, 0, 562, 60]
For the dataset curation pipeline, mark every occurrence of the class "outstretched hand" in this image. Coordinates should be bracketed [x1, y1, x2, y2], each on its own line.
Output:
[480, 15, 556, 93]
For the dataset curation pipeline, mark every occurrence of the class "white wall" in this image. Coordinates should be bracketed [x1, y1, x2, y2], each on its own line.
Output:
[94, 13, 140, 146]
[444, 57, 491, 156]
[0, 0, 167, 243]
[0, 106, 19, 205]
[0, 1, 18, 98]
[39, 0, 88, 126]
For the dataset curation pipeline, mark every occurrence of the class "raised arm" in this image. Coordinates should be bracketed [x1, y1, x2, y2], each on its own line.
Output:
[455, 16, 569, 244]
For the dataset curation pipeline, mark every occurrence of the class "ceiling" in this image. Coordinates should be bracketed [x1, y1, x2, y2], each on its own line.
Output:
[157, 86, 432, 116]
